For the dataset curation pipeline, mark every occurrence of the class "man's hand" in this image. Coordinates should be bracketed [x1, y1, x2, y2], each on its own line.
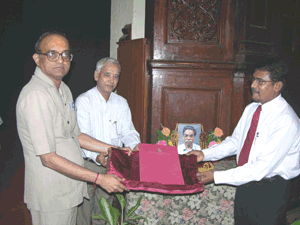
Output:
[96, 151, 108, 167]
[197, 171, 214, 184]
[97, 174, 129, 193]
[186, 150, 205, 162]
[133, 144, 139, 152]
[118, 146, 132, 156]
[125, 144, 139, 156]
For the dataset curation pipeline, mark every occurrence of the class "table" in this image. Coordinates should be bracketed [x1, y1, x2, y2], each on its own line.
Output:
[126, 160, 237, 225]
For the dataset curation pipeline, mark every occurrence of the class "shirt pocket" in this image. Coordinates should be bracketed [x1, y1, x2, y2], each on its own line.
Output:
[53, 111, 67, 137]
[250, 129, 268, 160]
[69, 109, 78, 131]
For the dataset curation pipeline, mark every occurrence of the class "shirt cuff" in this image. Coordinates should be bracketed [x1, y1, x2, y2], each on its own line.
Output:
[89, 154, 101, 166]
[202, 149, 213, 161]
[128, 142, 139, 151]
[213, 171, 227, 185]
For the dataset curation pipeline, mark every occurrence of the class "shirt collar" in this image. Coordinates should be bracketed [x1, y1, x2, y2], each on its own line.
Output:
[94, 86, 115, 103]
[34, 66, 66, 96]
[261, 94, 282, 113]
[34, 66, 57, 88]
[183, 143, 195, 151]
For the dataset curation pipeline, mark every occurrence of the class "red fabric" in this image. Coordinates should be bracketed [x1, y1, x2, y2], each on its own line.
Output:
[106, 147, 204, 194]
[238, 105, 262, 166]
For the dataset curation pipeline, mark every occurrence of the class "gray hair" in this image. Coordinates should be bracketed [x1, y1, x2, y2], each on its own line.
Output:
[95, 57, 121, 73]
[183, 125, 196, 136]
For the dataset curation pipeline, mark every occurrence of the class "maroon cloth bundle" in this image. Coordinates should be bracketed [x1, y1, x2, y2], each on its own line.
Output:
[106, 144, 204, 194]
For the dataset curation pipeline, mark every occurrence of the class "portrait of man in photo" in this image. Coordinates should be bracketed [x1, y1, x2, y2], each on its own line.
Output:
[177, 124, 201, 155]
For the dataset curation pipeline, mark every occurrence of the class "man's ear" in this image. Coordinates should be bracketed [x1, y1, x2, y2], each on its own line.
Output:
[33, 53, 40, 67]
[94, 70, 99, 81]
[274, 81, 283, 93]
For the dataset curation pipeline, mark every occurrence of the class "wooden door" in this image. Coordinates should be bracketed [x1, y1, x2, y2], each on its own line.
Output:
[117, 38, 151, 143]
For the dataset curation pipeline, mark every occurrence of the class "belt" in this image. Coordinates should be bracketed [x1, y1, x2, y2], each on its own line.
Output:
[260, 175, 284, 183]
[84, 158, 95, 164]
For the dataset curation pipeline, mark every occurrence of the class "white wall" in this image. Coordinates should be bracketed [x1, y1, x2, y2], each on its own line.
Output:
[110, 0, 145, 59]
[132, 0, 146, 40]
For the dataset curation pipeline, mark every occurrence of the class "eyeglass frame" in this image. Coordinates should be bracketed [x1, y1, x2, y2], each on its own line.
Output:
[37, 50, 74, 62]
[250, 75, 277, 86]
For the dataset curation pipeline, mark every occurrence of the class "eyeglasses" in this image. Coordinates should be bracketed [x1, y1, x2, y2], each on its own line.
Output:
[250, 76, 275, 85]
[37, 50, 74, 62]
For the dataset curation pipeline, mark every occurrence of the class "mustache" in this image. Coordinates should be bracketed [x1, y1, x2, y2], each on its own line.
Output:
[251, 88, 259, 94]
[184, 140, 193, 143]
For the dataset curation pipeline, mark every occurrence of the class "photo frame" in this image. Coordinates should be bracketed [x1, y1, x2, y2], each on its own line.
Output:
[176, 123, 202, 154]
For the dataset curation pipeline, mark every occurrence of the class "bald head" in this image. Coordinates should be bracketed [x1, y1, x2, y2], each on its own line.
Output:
[33, 32, 71, 89]
[35, 31, 69, 53]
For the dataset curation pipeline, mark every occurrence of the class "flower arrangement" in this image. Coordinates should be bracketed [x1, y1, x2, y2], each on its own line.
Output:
[200, 127, 223, 149]
[156, 124, 180, 146]
[206, 127, 223, 147]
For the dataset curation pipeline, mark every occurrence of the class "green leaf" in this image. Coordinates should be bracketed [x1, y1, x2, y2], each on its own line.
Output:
[91, 214, 107, 221]
[127, 196, 143, 218]
[116, 194, 126, 212]
[112, 207, 120, 225]
[98, 197, 116, 225]
[123, 219, 138, 224]
[135, 216, 148, 224]
[156, 129, 164, 137]
[130, 214, 141, 220]
[159, 123, 164, 129]
[127, 215, 148, 224]
[207, 136, 214, 143]
[156, 131, 164, 139]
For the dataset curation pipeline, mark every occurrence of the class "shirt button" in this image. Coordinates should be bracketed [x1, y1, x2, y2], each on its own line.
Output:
[67, 121, 69, 124]
[65, 103, 67, 106]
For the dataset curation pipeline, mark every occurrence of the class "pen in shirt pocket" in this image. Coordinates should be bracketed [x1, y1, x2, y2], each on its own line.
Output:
[109, 120, 119, 135]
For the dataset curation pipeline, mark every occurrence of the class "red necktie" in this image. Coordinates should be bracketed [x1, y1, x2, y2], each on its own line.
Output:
[238, 105, 262, 166]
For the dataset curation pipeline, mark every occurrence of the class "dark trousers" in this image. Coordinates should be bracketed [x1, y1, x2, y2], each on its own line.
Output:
[234, 176, 292, 225]
[77, 159, 114, 225]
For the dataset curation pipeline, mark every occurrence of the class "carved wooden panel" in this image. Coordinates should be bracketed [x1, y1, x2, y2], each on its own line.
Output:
[167, 0, 219, 44]
[150, 61, 235, 143]
[153, 0, 235, 62]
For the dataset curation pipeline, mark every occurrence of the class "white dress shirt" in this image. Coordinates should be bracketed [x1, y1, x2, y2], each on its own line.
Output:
[75, 87, 140, 164]
[202, 95, 300, 186]
[177, 143, 201, 155]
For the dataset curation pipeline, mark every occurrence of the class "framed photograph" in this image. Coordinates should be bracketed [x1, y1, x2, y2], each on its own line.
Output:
[177, 123, 202, 154]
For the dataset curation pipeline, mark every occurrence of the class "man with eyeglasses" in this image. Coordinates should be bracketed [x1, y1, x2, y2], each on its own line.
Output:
[16, 31, 129, 225]
[177, 125, 200, 154]
[187, 58, 300, 224]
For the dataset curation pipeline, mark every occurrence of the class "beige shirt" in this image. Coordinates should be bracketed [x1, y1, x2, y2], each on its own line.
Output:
[16, 67, 88, 212]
